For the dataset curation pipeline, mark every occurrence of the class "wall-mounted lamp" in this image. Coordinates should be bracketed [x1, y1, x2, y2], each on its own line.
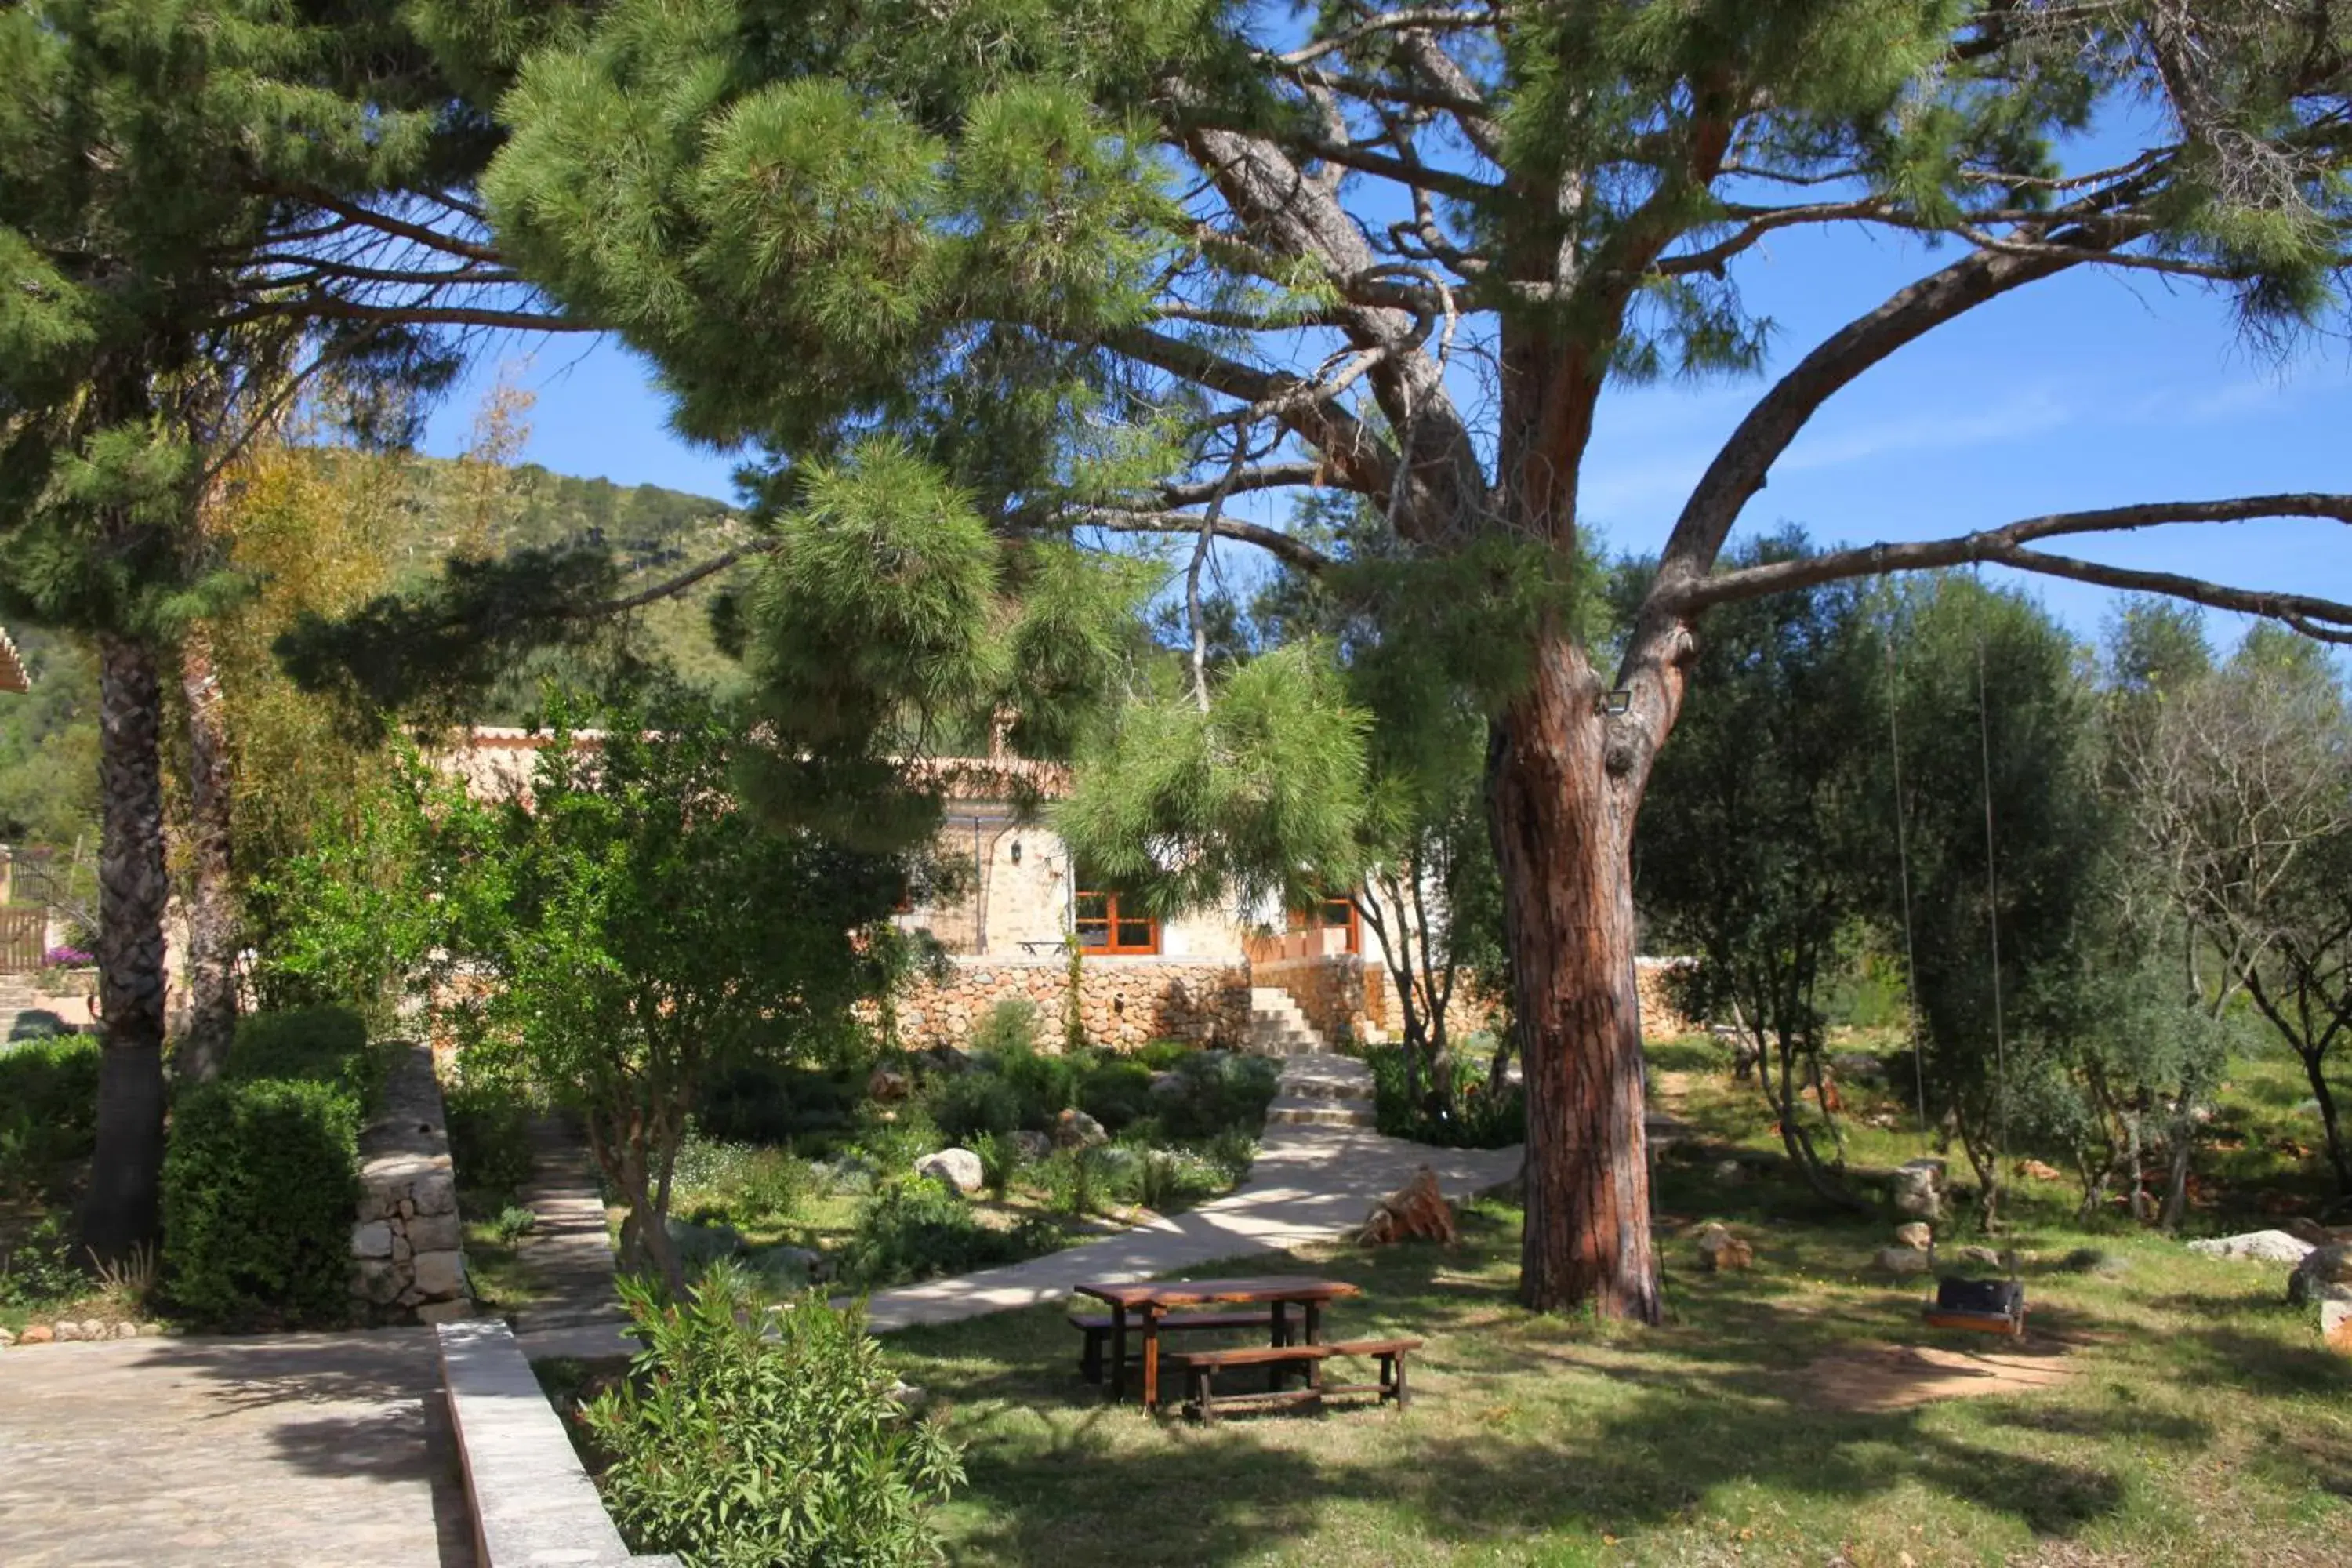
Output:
[1009, 840, 1023, 866]
[1598, 688, 1633, 716]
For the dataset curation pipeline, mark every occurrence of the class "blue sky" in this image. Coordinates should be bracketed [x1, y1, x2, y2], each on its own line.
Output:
[423, 193, 2350, 654]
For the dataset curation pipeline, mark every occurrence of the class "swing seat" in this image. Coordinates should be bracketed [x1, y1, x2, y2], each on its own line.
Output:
[1922, 1275, 2026, 1338]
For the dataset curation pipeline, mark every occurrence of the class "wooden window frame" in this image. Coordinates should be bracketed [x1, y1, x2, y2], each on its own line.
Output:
[1075, 886, 1160, 955]
[1287, 890, 1362, 955]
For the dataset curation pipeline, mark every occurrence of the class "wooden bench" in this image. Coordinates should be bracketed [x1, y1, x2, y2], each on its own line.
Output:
[1169, 1337, 1421, 1422]
[1066, 1309, 1278, 1383]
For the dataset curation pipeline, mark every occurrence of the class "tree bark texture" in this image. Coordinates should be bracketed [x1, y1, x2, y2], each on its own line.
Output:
[177, 622, 238, 1082]
[1490, 630, 1661, 1321]
[83, 634, 172, 1265]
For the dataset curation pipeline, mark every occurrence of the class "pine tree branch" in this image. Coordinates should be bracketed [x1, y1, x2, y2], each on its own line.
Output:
[1664, 493, 2352, 641]
[1279, 7, 1506, 67]
[242, 295, 592, 335]
[1070, 508, 1336, 575]
[586, 542, 774, 615]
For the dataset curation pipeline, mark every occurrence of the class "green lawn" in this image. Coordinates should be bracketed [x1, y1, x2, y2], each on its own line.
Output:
[880, 1048, 2351, 1567]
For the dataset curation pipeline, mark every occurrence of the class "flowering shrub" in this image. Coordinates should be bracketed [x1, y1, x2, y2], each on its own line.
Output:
[42, 945, 92, 967]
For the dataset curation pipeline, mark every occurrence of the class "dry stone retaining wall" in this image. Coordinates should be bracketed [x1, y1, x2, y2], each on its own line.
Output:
[350, 1040, 473, 1325]
[896, 956, 1251, 1051]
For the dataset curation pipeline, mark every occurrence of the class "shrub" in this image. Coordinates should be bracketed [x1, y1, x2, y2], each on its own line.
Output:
[1040, 1148, 1110, 1218]
[585, 1262, 964, 1568]
[699, 1059, 857, 1145]
[728, 1146, 815, 1225]
[445, 1079, 537, 1211]
[0, 1033, 100, 1199]
[851, 1102, 942, 1175]
[969, 1131, 1022, 1199]
[1135, 1040, 1193, 1071]
[1206, 1129, 1258, 1184]
[226, 1005, 372, 1091]
[1078, 1058, 1153, 1131]
[1157, 1051, 1279, 1139]
[1365, 1044, 1523, 1149]
[162, 1076, 362, 1327]
[970, 998, 1040, 1057]
[491, 1206, 539, 1244]
[0, 1214, 88, 1308]
[839, 1179, 1030, 1289]
[930, 1069, 1021, 1142]
[993, 1040, 1078, 1129]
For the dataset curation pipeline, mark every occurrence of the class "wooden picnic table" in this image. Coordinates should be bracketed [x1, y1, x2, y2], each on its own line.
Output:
[1073, 1276, 1363, 1411]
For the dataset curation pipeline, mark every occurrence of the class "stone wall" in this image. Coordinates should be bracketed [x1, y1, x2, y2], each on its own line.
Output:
[895, 956, 1252, 1052]
[350, 1040, 473, 1325]
[1635, 956, 1699, 1039]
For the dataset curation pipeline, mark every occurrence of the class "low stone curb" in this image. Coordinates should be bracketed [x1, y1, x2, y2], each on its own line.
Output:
[437, 1319, 679, 1568]
[0, 1319, 172, 1348]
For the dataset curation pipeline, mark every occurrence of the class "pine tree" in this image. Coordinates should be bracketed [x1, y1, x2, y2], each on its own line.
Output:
[408, 1, 2352, 1316]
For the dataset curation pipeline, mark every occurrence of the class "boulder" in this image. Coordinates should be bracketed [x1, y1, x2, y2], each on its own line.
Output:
[1357, 1165, 1458, 1247]
[915, 1147, 985, 1195]
[1695, 1225, 1753, 1272]
[2013, 1158, 2066, 1183]
[1831, 1051, 1888, 1085]
[1893, 1222, 1933, 1252]
[411, 1174, 458, 1217]
[1010, 1130, 1054, 1161]
[1053, 1108, 1108, 1149]
[1875, 1246, 1932, 1277]
[1891, 1158, 1944, 1221]
[406, 1210, 464, 1254]
[1958, 1244, 2006, 1269]
[415, 1300, 476, 1326]
[1712, 1158, 1751, 1187]
[412, 1250, 468, 1300]
[17, 1324, 52, 1345]
[53, 1320, 81, 1341]
[664, 1215, 747, 1266]
[867, 1065, 912, 1102]
[2323, 1300, 2352, 1357]
[2188, 1230, 2315, 1265]
[0, 1327, 13, 1348]
[355, 1259, 404, 1305]
[2288, 1244, 2352, 1308]
[350, 1220, 395, 1260]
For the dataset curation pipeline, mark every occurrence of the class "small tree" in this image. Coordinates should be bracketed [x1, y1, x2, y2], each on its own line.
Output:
[436, 691, 909, 1293]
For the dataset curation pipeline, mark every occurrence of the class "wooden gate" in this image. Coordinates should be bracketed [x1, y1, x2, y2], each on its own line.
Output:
[0, 907, 47, 973]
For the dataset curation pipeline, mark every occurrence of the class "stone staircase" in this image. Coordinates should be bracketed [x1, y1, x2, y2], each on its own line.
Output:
[1246, 986, 1377, 1130]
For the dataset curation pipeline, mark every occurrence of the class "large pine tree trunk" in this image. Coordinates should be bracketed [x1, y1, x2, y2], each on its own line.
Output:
[83, 634, 172, 1265]
[1491, 630, 1661, 1321]
[177, 623, 238, 1081]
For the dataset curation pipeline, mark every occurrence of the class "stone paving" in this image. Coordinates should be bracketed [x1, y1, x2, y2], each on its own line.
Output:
[0, 1327, 470, 1567]
[508, 1115, 636, 1363]
[860, 1123, 1525, 1332]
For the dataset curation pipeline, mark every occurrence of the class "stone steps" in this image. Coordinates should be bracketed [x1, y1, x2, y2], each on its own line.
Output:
[1248, 983, 1377, 1127]
[1265, 1094, 1377, 1129]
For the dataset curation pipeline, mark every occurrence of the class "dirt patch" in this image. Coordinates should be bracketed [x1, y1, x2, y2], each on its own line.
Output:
[1799, 1341, 2080, 1412]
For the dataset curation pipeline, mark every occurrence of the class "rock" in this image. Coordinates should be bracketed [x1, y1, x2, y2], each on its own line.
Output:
[0, 1327, 13, 1348]
[1010, 1130, 1053, 1161]
[1831, 1051, 1887, 1084]
[1712, 1158, 1751, 1186]
[53, 1320, 82, 1341]
[1356, 1165, 1458, 1247]
[915, 1147, 985, 1195]
[867, 1065, 911, 1102]
[1875, 1246, 1932, 1277]
[356, 1259, 405, 1305]
[1958, 1245, 2005, 1269]
[412, 1250, 468, 1300]
[410, 1175, 457, 1217]
[354, 1190, 396, 1222]
[1892, 1158, 1944, 1221]
[2013, 1158, 2066, 1183]
[2188, 1230, 2315, 1265]
[78, 1319, 104, 1342]
[111, 1321, 137, 1339]
[415, 1299, 476, 1326]
[18, 1324, 52, 1345]
[2322, 1300, 2352, 1356]
[2279, 1216, 2336, 1247]
[665, 1214, 747, 1265]
[136, 1323, 162, 1337]
[391, 1233, 412, 1264]
[406, 1210, 464, 1254]
[1695, 1225, 1753, 1272]
[1053, 1108, 1108, 1149]
[1893, 1222, 1933, 1252]
[887, 1378, 930, 1411]
[350, 1219, 395, 1259]
[746, 1243, 826, 1290]
[2289, 1244, 2352, 1308]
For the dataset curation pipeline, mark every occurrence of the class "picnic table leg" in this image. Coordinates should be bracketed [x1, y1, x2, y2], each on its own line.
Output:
[1142, 1309, 1162, 1413]
[1305, 1301, 1323, 1347]
[1269, 1301, 1290, 1390]
[1109, 1306, 1129, 1403]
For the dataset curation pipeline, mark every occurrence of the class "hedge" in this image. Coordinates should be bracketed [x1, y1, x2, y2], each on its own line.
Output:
[162, 1074, 362, 1328]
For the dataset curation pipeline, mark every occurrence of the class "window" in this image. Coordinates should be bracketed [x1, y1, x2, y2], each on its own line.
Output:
[1075, 882, 1160, 954]
[1286, 889, 1361, 954]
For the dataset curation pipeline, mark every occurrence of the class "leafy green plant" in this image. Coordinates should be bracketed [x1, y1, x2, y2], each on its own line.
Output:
[1041, 1148, 1110, 1219]
[970, 998, 1040, 1058]
[0, 1033, 100, 1200]
[993, 1040, 1078, 1130]
[1077, 1058, 1153, 1131]
[491, 1206, 539, 1244]
[0, 1214, 87, 1308]
[969, 1131, 1022, 1200]
[1206, 1130, 1259, 1185]
[161, 1076, 362, 1328]
[225, 1004, 372, 1087]
[1134, 1149, 1188, 1211]
[930, 1069, 1020, 1142]
[1155, 1051, 1279, 1139]
[852, 1102, 942, 1176]
[840, 1179, 1032, 1289]
[445, 1078, 538, 1211]
[584, 1261, 964, 1568]
[728, 1146, 815, 1225]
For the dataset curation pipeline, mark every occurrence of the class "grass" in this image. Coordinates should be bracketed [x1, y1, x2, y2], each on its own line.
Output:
[874, 1042, 2352, 1567]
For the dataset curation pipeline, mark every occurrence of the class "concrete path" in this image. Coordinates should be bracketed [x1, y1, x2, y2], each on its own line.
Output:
[0, 1328, 470, 1567]
[861, 1125, 1523, 1332]
[509, 1116, 633, 1363]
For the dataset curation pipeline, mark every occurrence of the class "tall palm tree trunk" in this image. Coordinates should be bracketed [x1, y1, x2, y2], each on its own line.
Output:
[83, 634, 172, 1265]
[177, 622, 238, 1081]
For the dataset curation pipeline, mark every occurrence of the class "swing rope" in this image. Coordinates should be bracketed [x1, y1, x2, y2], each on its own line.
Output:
[1882, 619, 1929, 1141]
[1973, 590, 2012, 1217]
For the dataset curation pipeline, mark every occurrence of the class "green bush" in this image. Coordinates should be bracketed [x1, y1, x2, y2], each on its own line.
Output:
[969, 998, 1040, 1057]
[0, 1214, 88, 1308]
[446, 1079, 537, 1211]
[991, 1040, 1077, 1129]
[969, 1131, 1022, 1199]
[0, 1033, 100, 1199]
[839, 1179, 1039, 1289]
[699, 1059, 857, 1145]
[162, 1076, 362, 1327]
[1156, 1051, 1279, 1139]
[930, 1069, 1020, 1142]
[1078, 1058, 1153, 1131]
[227, 1005, 372, 1091]
[1365, 1044, 1524, 1149]
[1134, 1040, 1194, 1071]
[585, 1262, 964, 1568]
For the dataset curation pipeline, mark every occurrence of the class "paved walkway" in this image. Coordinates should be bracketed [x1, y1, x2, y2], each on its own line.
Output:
[0, 1328, 470, 1567]
[509, 1116, 634, 1363]
[861, 1124, 1524, 1332]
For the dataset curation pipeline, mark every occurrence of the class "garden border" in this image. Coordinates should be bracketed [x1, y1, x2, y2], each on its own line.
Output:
[436, 1319, 679, 1568]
